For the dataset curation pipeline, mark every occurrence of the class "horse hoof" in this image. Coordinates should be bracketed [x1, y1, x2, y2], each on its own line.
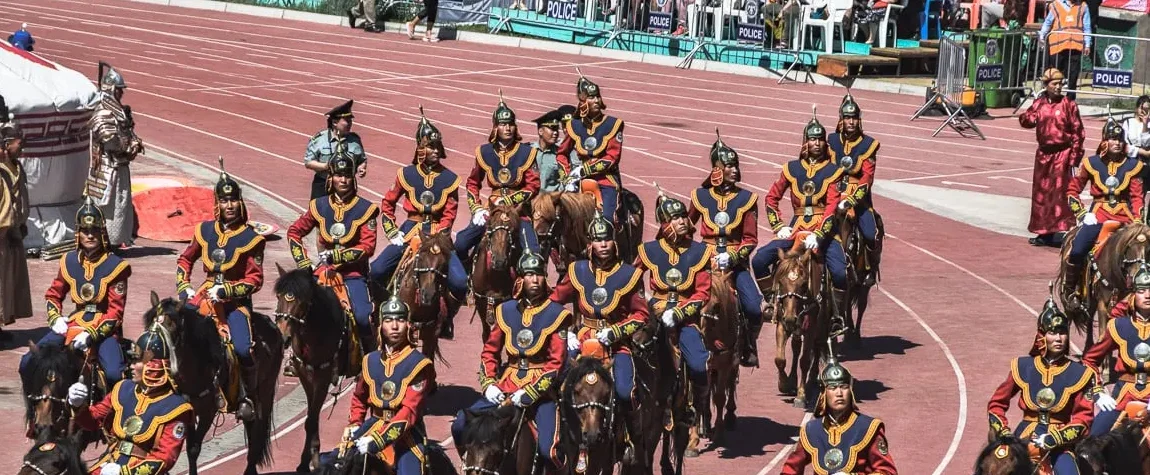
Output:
[296, 461, 311, 473]
[725, 416, 737, 431]
[685, 448, 700, 458]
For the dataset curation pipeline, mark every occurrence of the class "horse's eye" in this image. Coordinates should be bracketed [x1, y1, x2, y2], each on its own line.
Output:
[283, 293, 296, 302]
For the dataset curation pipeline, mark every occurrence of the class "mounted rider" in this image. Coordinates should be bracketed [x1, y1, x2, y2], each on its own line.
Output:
[175, 160, 265, 421]
[1083, 264, 1150, 435]
[550, 210, 649, 461]
[455, 92, 542, 264]
[287, 153, 380, 352]
[1062, 116, 1144, 304]
[827, 93, 882, 286]
[782, 355, 896, 474]
[555, 70, 626, 223]
[371, 109, 468, 340]
[637, 192, 712, 418]
[324, 294, 436, 474]
[451, 248, 570, 474]
[304, 100, 367, 200]
[87, 62, 144, 248]
[987, 299, 1095, 474]
[20, 197, 131, 389]
[689, 130, 764, 367]
[66, 328, 195, 475]
[751, 108, 848, 318]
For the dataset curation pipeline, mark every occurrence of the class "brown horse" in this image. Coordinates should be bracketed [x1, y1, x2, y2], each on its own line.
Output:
[532, 190, 645, 271]
[395, 229, 454, 363]
[1056, 222, 1150, 350]
[314, 442, 457, 475]
[836, 207, 883, 347]
[972, 436, 1033, 475]
[700, 267, 742, 447]
[470, 203, 521, 342]
[20, 342, 80, 443]
[146, 291, 282, 475]
[274, 265, 351, 473]
[767, 243, 832, 409]
[562, 356, 617, 475]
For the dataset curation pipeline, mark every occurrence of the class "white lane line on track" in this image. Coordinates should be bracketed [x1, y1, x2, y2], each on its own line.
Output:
[893, 167, 1034, 183]
[755, 413, 811, 475]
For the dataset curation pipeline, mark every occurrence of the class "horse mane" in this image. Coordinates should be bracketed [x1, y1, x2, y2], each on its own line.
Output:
[1098, 222, 1150, 287]
[972, 435, 1032, 475]
[274, 267, 343, 331]
[418, 230, 455, 262]
[21, 343, 76, 428]
[143, 298, 229, 378]
[1078, 418, 1145, 474]
[460, 404, 518, 449]
[558, 193, 597, 243]
[707, 271, 739, 321]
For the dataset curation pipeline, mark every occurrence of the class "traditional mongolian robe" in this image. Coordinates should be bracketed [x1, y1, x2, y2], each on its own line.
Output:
[0, 156, 31, 324]
[1019, 93, 1084, 236]
[87, 92, 144, 246]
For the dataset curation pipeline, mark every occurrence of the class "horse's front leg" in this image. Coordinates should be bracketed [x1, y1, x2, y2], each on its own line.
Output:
[793, 335, 809, 409]
[775, 325, 792, 395]
[186, 400, 214, 475]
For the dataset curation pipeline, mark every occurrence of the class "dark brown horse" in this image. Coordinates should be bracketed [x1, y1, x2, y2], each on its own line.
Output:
[20, 342, 79, 444]
[470, 203, 521, 342]
[1077, 413, 1150, 475]
[1057, 222, 1150, 350]
[19, 434, 86, 475]
[395, 229, 454, 364]
[314, 441, 457, 475]
[972, 436, 1033, 475]
[274, 265, 350, 473]
[532, 190, 644, 271]
[457, 404, 535, 475]
[562, 356, 617, 475]
[836, 206, 882, 347]
[146, 291, 282, 475]
[766, 240, 832, 409]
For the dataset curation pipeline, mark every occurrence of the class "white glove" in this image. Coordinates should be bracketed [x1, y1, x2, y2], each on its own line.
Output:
[207, 284, 226, 302]
[99, 463, 122, 475]
[564, 181, 579, 192]
[566, 332, 581, 352]
[318, 250, 334, 265]
[71, 332, 91, 351]
[596, 328, 613, 345]
[355, 436, 373, 455]
[178, 288, 194, 301]
[67, 382, 88, 407]
[472, 209, 489, 227]
[1081, 213, 1099, 226]
[1095, 392, 1117, 412]
[510, 389, 529, 407]
[50, 318, 68, 335]
[1032, 433, 1055, 450]
[569, 165, 583, 180]
[776, 226, 794, 240]
[716, 252, 731, 267]
[484, 385, 505, 405]
[660, 309, 677, 328]
[802, 233, 819, 250]
[389, 235, 404, 247]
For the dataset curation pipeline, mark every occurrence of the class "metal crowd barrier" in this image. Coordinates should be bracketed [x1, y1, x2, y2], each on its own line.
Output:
[965, 29, 1039, 113]
[673, 0, 814, 84]
[1034, 30, 1150, 104]
[910, 36, 985, 139]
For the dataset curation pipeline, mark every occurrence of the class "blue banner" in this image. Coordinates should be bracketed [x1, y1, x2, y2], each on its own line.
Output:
[736, 22, 764, 43]
[975, 64, 1003, 83]
[1093, 68, 1134, 88]
[545, 0, 580, 21]
[647, 11, 672, 32]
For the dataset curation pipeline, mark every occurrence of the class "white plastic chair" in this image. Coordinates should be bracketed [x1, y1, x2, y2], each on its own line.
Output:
[689, 0, 743, 41]
[850, 2, 904, 47]
[799, 0, 851, 53]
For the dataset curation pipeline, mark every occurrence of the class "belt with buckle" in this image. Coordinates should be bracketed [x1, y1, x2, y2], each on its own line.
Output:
[83, 304, 100, 313]
[371, 408, 395, 421]
[1120, 372, 1150, 385]
[582, 317, 609, 329]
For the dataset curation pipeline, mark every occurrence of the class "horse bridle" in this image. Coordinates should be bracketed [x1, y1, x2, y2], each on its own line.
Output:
[26, 391, 71, 430]
[21, 459, 64, 475]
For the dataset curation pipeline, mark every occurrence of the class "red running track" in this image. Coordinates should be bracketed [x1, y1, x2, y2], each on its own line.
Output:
[0, 1, 1090, 473]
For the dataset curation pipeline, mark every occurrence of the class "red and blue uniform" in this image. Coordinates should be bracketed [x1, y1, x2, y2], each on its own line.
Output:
[21, 250, 131, 386]
[690, 186, 762, 325]
[1083, 300, 1150, 435]
[75, 379, 194, 475]
[556, 114, 625, 221]
[371, 163, 467, 299]
[456, 142, 542, 261]
[782, 412, 896, 474]
[450, 297, 570, 471]
[176, 221, 265, 365]
[288, 194, 379, 350]
[1066, 153, 1144, 264]
[635, 237, 711, 388]
[827, 131, 879, 244]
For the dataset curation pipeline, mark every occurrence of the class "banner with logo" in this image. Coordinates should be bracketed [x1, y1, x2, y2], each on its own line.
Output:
[736, 0, 764, 44]
[438, 0, 498, 24]
[646, 0, 673, 32]
[1092, 41, 1136, 89]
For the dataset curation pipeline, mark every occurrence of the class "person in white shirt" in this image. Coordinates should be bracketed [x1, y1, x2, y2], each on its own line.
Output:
[1124, 95, 1150, 162]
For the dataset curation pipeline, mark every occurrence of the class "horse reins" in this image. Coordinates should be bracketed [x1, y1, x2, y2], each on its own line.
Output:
[21, 460, 64, 475]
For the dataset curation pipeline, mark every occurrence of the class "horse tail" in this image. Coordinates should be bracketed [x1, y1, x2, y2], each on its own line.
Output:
[249, 312, 282, 468]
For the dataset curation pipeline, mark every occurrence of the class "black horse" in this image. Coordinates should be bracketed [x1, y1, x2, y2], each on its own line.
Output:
[972, 435, 1033, 475]
[457, 404, 535, 475]
[313, 441, 457, 475]
[20, 341, 80, 443]
[18, 434, 86, 475]
[1077, 418, 1149, 475]
[146, 291, 282, 475]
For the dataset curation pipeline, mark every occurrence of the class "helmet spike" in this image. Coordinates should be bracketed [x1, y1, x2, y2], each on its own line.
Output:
[419, 104, 425, 118]
[575, 66, 585, 79]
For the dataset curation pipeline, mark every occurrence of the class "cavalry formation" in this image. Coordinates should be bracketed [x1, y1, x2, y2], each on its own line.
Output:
[15, 59, 900, 475]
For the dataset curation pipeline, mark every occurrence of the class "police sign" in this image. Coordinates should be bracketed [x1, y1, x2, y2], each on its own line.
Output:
[736, 22, 765, 43]
[647, 11, 673, 32]
[1093, 43, 1134, 89]
[975, 64, 1003, 83]
[545, 0, 579, 21]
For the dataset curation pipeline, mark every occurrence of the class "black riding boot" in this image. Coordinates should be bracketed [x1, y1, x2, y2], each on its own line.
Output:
[1063, 260, 1084, 309]
[831, 288, 849, 335]
[863, 242, 881, 286]
[235, 362, 259, 422]
[740, 322, 763, 368]
[621, 407, 640, 465]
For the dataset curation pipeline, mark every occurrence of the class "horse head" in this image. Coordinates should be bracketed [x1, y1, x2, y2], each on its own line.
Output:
[532, 192, 562, 258]
[402, 229, 453, 309]
[563, 357, 614, 447]
[484, 203, 521, 272]
[773, 247, 818, 335]
[143, 291, 226, 395]
[973, 435, 1032, 475]
[1076, 418, 1147, 475]
[459, 404, 520, 475]
[19, 435, 85, 475]
[21, 342, 78, 439]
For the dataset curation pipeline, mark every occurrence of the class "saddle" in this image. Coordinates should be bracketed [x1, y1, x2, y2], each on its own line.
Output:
[315, 266, 363, 378]
[1025, 444, 1054, 475]
[63, 326, 113, 392]
[193, 298, 245, 413]
[578, 178, 602, 205]
[1091, 220, 1124, 256]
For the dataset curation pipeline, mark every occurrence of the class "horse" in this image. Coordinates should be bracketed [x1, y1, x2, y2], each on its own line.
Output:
[146, 291, 282, 475]
[313, 442, 457, 475]
[274, 265, 350, 473]
[457, 404, 535, 475]
[395, 228, 454, 364]
[1077, 417, 1150, 475]
[700, 266, 741, 447]
[532, 190, 644, 272]
[1056, 222, 1150, 351]
[836, 206, 882, 347]
[20, 341, 79, 444]
[469, 203, 522, 342]
[18, 435, 86, 475]
[766, 242, 832, 409]
[972, 435, 1033, 475]
[562, 356, 617, 475]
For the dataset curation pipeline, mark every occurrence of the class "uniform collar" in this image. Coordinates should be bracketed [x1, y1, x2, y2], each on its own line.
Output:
[382, 343, 413, 361]
[532, 141, 557, 153]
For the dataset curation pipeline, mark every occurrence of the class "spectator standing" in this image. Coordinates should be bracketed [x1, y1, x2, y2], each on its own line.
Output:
[1124, 95, 1150, 203]
[1019, 68, 1084, 247]
[0, 108, 32, 339]
[406, 0, 441, 42]
[1039, 0, 1092, 100]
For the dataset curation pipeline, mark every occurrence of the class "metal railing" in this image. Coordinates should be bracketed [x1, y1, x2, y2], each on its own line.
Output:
[910, 36, 985, 139]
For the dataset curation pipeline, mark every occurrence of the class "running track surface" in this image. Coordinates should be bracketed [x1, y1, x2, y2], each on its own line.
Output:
[0, 1, 1102, 473]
